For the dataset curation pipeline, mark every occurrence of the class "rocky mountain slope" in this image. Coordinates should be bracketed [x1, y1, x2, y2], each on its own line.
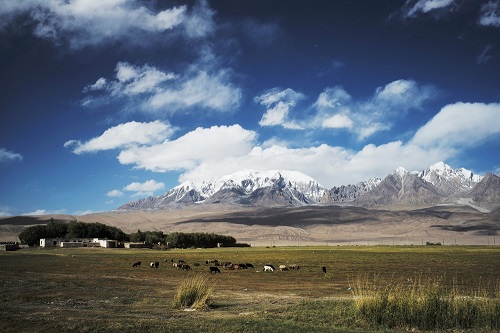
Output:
[118, 162, 498, 211]
[118, 170, 326, 210]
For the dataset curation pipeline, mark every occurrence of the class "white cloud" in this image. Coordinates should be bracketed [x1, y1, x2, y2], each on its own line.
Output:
[147, 70, 242, 112]
[0, 0, 207, 48]
[403, 0, 455, 18]
[117, 125, 257, 172]
[411, 102, 500, 149]
[479, 1, 500, 27]
[255, 88, 305, 129]
[123, 180, 165, 197]
[265, 79, 435, 139]
[84, 63, 242, 114]
[179, 140, 446, 188]
[106, 190, 124, 198]
[0, 148, 23, 163]
[65, 120, 174, 154]
[70, 101, 500, 189]
[322, 114, 353, 129]
[23, 209, 67, 216]
[84, 62, 177, 96]
[182, 0, 215, 38]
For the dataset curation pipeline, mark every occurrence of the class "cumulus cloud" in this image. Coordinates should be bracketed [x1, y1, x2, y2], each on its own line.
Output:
[123, 179, 165, 196]
[479, 1, 500, 27]
[23, 209, 67, 216]
[255, 88, 305, 129]
[0, 148, 23, 163]
[402, 0, 456, 18]
[64, 120, 174, 154]
[147, 70, 242, 112]
[117, 125, 257, 172]
[106, 190, 124, 198]
[0, 0, 215, 48]
[179, 140, 446, 188]
[85, 62, 178, 96]
[69, 100, 500, 189]
[259, 79, 435, 140]
[84, 62, 242, 114]
[411, 102, 500, 149]
[321, 114, 353, 129]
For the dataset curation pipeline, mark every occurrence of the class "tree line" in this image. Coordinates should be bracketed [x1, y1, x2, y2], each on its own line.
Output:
[18, 219, 239, 248]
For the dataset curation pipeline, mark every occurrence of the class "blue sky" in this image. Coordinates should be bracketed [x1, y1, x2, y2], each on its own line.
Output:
[1, 0, 500, 216]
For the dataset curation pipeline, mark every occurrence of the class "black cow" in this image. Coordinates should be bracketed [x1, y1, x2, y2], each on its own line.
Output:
[245, 263, 254, 268]
[132, 261, 141, 268]
[209, 266, 220, 274]
[322, 266, 327, 273]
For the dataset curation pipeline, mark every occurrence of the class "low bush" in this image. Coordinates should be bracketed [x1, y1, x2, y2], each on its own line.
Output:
[172, 274, 214, 310]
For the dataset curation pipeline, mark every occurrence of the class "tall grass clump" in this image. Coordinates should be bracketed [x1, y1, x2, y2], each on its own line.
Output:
[172, 274, 214, 310]
[351, 275, 500, 331]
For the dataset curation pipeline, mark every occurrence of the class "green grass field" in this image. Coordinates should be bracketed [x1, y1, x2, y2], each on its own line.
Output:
[1, 245, 499, 332]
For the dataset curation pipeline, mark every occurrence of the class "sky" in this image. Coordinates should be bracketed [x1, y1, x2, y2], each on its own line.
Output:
[1, 0, 500, 216]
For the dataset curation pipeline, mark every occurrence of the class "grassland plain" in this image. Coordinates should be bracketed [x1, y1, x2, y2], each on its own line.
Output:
[1, 246, 499, 332]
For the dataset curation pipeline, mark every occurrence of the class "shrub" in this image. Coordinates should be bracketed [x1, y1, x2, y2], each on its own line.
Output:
[172, 274, 214, 310]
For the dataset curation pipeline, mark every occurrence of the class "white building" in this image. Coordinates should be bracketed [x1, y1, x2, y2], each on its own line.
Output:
[40, 238, 118, 248]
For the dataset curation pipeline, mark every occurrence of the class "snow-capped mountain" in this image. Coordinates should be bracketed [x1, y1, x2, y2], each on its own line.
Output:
[117, 162, 497, 211]
[118, 181, 205, 210]
[354, 167, 443, 206]
[118, 170, 326, 210]
[321, 178, 382, 203]
[418, 161, 482, 195]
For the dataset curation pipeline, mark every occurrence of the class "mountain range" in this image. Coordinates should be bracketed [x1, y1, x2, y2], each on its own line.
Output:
[118, 162, 500, 212]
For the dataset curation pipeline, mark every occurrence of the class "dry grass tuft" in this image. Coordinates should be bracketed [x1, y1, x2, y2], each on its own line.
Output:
[172, 274, 214, 310]
[350, 274, 500, 331]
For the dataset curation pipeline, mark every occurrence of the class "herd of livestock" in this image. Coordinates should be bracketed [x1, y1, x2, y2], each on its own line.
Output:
[130, 259, 316, 273]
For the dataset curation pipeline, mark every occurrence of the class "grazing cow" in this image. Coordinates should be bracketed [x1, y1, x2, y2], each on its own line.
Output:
[173, 262, 179, 268]
[209, 266, 220, 274]
[279, 265, 288, 271]
[238, 263, 248, 269]
[263, 265, 275, 272]
[150, 261, 159, 268]
[132, 261, 141, 268]
[181, 264, 191, 270]
[193, 263, 200, 267]
[245, 263, 254, 268]
[289, 264, 300, 270]
[322, 266, 327, 273]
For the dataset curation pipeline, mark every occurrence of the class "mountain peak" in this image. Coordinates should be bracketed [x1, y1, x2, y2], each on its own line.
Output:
[393, 167, 408, 179]
[428, 161, 452, 172]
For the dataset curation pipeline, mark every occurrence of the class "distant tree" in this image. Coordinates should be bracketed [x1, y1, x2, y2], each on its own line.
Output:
[18, 225, 48, 246]
[45, 220, 68, 238]
[165, 232, 236, 248]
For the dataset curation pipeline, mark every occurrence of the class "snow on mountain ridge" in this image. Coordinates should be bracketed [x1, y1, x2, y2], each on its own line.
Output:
[419, 161, 482, 192]
[198, 169, 324, 199]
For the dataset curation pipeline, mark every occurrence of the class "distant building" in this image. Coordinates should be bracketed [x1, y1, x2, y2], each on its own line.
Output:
[40, 238, 118, 248]
[123, 242, 153, 249]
